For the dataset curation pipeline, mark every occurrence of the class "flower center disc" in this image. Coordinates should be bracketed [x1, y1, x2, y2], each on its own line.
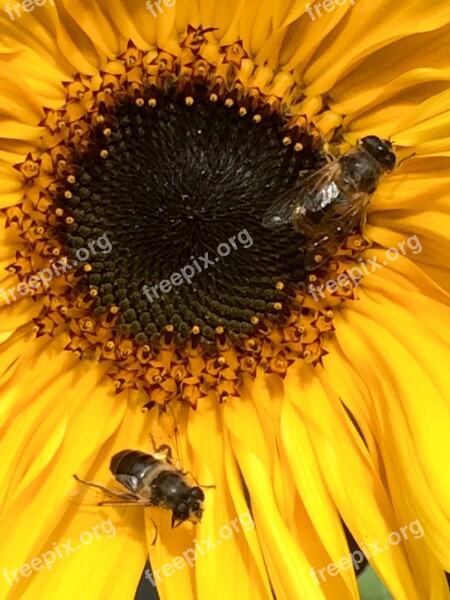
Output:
[56, 87, 322, 349]
[4, 30, 346, 402]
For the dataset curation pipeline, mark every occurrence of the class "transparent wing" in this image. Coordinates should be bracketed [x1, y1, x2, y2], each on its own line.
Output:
[262, 162, 342, 228]
[304, 230, 345, 271]
[294, 161, 344, 215]
[262, 191, 299, 228]
[69, 475, 141, 507]
[303, 191, 369, 271]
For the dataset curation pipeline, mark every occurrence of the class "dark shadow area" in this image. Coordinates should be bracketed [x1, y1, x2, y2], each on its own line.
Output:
[135, 560, 159, 600]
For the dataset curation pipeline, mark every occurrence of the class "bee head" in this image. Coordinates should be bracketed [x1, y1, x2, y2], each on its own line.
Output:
[360, 135, 396, 171]
[171, 486, 205, 527]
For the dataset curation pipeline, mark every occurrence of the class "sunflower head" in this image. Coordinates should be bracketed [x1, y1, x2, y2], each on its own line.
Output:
[2, 24, 365, 410]
[1, 6, 449, 600]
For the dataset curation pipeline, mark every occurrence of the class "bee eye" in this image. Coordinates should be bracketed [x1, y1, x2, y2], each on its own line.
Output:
[191, 487, 204, 501]
[361, 135, 396, 170]
[175, 502, 189, 520]
[361, 135, 383, 153]
[383, 152, 396, 170]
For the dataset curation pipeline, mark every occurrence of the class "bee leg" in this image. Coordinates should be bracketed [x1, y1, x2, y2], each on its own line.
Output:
[154, 444, 173, 462]
[96, 498, 143, 507]
[146, 513, 159, 545]
[149, 433, 173, 462]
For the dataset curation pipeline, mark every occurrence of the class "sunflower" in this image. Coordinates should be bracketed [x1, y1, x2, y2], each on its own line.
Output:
[0, 1, 449, 599]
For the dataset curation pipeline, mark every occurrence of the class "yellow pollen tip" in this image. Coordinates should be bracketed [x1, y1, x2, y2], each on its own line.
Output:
[252, 115, 262, 123]
[282, 136, 291, 146]
[314, 254, 323, 263]
[106, 341, 115, 350]
[294, 142, 303, 152]
[224, 99, 234, 108]
[192, 325, 200, 335]
[110, 306, 119, 314]
[64, 191, 73, 199]
[65, 216, 74, 225]
[97, 116, 105, 125]
[100, 150, 109, 159]
[273, 302, 282, 311]
[215, 326, 224, 334]
[51, 249, 60, 256]
[89, 288, 98, 297]
[148, 98, 157, 107]
[103, 128, 112, 137]
[55, 208, 64, 217]
[83, 264, 92, 272]
[250, 316, 259, 325]
[276, 281, 285, 290]
[185, 96, 194, 106]
[209, 93, 218, 102]
[239, 107, 247, 117]
[135, 98, 145, 107]
[67, 175, 76, 184]
[165, 324, 174, 332]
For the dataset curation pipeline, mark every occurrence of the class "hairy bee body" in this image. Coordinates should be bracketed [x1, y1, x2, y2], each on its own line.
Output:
[74, 447, 205, 530]
[110, 449, 203, 521]
[263, 135, 397, 270]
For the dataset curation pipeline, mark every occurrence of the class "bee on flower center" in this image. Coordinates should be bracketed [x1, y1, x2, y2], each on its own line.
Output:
[263, 135, 397, 270]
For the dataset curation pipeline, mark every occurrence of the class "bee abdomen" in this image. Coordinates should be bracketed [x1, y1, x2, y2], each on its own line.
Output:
[110, 450, 159, 482]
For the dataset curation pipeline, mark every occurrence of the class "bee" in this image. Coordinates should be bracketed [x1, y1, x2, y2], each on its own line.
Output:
[263, 135, 397, 270]
[73, 443, 206, 539]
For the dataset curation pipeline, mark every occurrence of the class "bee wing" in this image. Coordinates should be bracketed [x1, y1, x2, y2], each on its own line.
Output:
[262, 191, 299, 228]
[69, 475, 140, 507]
[303, 191, 369, 271]
[68, 484, 113, 507]
[304, 230, 344, 271]
[262, 162, 342, 228]
[294, 160, 344, 215]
